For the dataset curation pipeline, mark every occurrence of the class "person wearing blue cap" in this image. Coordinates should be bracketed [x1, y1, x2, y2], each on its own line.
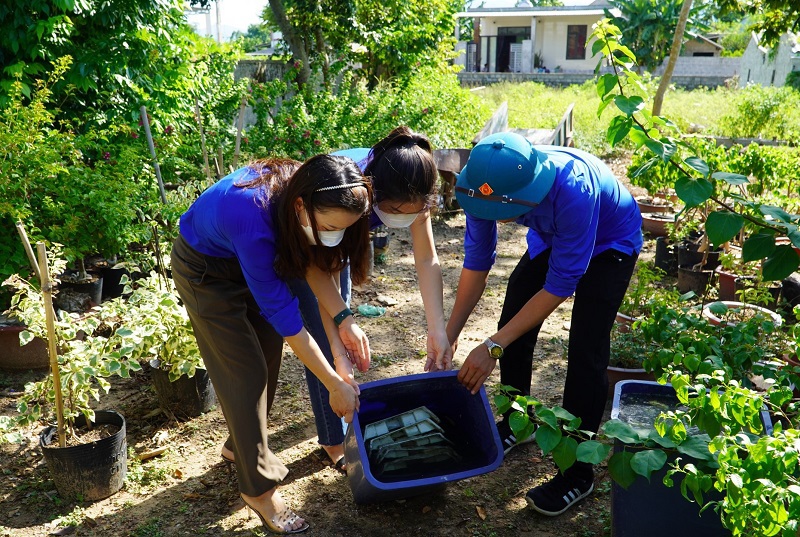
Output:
[445, 132, 642, 516]
[288, 126, 451, 473]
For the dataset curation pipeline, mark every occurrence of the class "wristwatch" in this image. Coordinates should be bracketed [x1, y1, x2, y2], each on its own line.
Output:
[483, 337, 504, 359]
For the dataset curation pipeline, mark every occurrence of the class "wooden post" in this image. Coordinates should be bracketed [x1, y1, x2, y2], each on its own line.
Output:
[232, 93, 247, 170]
[37, 242, 65, 448]
[217, 147, 224, 179]
[195, 98, 213, 186]
[139, 105, 168, 204]
[15, 221, 42, 281]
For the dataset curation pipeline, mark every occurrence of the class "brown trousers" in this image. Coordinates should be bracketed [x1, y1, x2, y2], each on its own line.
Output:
[171, 234, 287, 495]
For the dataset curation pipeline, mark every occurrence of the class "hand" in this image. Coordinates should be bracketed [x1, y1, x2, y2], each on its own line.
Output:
[338, 318, 371, 372]
[333, 352, 360, 395]
[424, 329, 454, 372]
[457, 343, 497, 395]
[328, 379, 360, 423]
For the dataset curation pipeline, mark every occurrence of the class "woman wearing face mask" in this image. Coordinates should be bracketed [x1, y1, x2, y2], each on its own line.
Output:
[292, 126, 450, 473]
[170, 155, 371, 534]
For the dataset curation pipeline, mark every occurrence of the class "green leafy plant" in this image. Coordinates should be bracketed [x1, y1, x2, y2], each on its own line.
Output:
[618, 263, 675, 319]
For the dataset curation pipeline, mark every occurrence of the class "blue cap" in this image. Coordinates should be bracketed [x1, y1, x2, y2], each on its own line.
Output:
[455, 132, 556, 221]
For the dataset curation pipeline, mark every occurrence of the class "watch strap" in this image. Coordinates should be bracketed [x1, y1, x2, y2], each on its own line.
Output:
[333, 307, 353, 327]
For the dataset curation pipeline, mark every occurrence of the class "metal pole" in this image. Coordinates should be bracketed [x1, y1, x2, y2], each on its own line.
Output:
[140, 105, 168, 204]
[37, 242, 65, 448]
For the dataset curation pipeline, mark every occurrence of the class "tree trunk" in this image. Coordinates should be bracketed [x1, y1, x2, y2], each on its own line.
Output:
[314, 26, 330, 89]
[473, 17, 481, 72]
[652, 0, 693, 116]
[268, 0, 311, 86]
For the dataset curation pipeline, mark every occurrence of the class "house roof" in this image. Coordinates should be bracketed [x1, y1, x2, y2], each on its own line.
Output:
[458, 0, 613, 16]
[685, 31, 724, 50]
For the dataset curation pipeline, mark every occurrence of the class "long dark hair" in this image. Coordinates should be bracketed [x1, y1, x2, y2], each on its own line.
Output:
[238, 155, 372, 285]
[364, 126, 438, 207]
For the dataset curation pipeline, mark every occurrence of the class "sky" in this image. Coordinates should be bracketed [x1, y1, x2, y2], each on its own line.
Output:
[185, 0, 269, 42]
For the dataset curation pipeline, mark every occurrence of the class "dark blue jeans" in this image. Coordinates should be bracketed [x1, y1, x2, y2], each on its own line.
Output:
[289, 266, 351, 446]
[498, 248, 638, 480]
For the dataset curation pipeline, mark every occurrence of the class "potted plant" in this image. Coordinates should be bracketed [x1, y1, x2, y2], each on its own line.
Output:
[103, 273, 214, 418]
[0, 271, 139, 501]
[607, 328, 655, 396]
[616, 263, 670, 328]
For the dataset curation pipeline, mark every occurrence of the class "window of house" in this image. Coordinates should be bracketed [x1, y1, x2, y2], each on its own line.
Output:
[566, 25, 587, 60]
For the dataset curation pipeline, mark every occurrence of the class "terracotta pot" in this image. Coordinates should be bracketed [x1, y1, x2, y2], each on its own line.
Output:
[636, 197, 673, 214]
[701, 301, 783, 327]
[641, 213, 675, 238]
[614, 312, 636, 333]
[607, 365, 655, 397]
[0, 325, 50, 371]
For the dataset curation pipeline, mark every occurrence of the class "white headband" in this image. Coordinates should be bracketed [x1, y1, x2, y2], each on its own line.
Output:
[315, 183, 364, 192]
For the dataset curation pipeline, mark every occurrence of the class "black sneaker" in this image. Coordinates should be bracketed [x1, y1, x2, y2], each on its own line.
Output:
[496, 419, 536, 455]
[525, 473, 594, 516]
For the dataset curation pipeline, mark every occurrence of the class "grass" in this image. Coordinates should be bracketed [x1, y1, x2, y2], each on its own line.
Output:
[473, 80, 800, 155]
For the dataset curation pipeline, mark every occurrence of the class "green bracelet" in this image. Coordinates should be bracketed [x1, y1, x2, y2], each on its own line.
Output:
[333, 307, 353, 327]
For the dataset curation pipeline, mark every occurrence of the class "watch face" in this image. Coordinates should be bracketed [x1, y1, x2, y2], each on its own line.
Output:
[489, 345, 504, 359]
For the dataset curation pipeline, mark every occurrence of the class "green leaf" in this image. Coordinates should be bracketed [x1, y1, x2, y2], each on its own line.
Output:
[596, 73, 617, 99]
[509, 411, 531, 436]
[628, 127, 650, 149]
[535, 424, 562, 454]
[630, 157, 659, 179]
[676, 436, 714, 461]
[684, 157, 709, 178]
[760, 205, 794, 223]
[608, 451, 637, 489]
[705, 211, 744, 247]
[575, 440, 611, 464]
[494, 394, 511, 414]
[19, 330, 34, 346]
[675, 176, 713, 206]
[707, 301, 729, 316]
[762, 245, 800, 281]
[644, 139, 666, 159]
[742, 233, 776, 262]
[552, 436, 578, 471]
[535, 407, 559, 430]
[602, 419, 640, 443]
[711, 171, 749, 185]
[630, 449, 667, 481]
[606, 116, 632, 147]
[614, 95, 644, 116]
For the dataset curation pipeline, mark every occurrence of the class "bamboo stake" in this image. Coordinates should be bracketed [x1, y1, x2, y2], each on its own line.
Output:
[15, 221, 42, 281]
[217, 147, 224, 179]
[37, 242, 65, 448]
[195, 98, 213, 186]
[232, 93, 247, 170]
[140, 105, 168, 204]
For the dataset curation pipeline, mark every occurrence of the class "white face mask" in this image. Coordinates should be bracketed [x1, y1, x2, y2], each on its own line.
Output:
[300, 210, 346, 247]
[374, 205, 420, 228]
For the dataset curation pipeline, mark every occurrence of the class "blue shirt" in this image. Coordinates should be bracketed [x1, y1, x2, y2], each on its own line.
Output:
[333, 148, 384, 229]
[464, 146, 643, 297]
[179, 167, 304, 337]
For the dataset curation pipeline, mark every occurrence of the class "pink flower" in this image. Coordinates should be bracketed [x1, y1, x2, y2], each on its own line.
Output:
[302, 130, 310, 138]
[103, 152, 111, 160]
[313, 139, 321, 146]
[164, 125, 174, 135]
[131, 132, 139, 139]
[422, 107, 429, 114]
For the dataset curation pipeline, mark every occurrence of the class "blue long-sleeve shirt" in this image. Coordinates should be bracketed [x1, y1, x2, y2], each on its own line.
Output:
[178, 166, 304, 337]
[464, 146, 643, 297]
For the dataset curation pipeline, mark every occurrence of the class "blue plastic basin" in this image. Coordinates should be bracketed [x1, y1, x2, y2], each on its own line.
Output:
[344, 371, 503, 504]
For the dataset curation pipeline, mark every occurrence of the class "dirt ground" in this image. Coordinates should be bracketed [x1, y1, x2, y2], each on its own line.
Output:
[0, 155, 648, 537]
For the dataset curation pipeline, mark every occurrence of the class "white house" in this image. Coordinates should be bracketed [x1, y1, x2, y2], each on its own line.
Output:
[739, 32, 800, 88]
[454, 0, 618, 74]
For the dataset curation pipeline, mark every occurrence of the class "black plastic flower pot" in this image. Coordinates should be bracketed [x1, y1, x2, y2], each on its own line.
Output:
[677, 265, 715, 295]
[58, 273, 104, 305]
[100, 266, 130, 300]
[654, 236, 678, 276]
[39, 410, 127, 502]
[150, 367, 217, 419]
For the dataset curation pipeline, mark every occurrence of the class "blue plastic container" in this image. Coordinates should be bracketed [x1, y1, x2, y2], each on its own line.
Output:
[610, 380, 772, 537]
[344, 371, 503, 504]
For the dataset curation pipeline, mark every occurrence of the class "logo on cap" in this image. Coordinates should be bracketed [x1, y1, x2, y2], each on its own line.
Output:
[479, 183, 494, 196]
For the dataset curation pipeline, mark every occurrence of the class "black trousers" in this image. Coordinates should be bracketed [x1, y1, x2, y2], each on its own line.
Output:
[498, 247, 638, 480]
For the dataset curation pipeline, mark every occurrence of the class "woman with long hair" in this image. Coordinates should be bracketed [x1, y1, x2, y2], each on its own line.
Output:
[171, 154, 372, 534]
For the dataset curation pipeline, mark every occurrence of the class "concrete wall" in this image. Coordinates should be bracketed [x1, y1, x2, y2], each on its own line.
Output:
[739, 32, 800, 88]
[655, 56, 740, 77]
[234, 59, 290, 128]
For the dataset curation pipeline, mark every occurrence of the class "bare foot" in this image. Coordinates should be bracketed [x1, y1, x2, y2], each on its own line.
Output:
[241, 488, 308, 533]
[221, 444, 235, 462]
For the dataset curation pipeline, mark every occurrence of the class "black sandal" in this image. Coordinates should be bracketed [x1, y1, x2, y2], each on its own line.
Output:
[317, 447, 347, 475]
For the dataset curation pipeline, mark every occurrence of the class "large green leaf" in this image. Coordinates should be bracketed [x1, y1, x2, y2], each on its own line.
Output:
[607, 116, 632, 147]
[760, 205, 794, 223]
[628, 126, 650, 149]
[742, 233, 776, 262]
[552, 436, 578, 471]
[608, 451, 637, 489]
[597, 73, 617, 99]
[675, 436, 714, 461]
[630, 156, 659, 179]
[711, 171, 749, 185]
[630, 449, 667, 481]
[614, 95, 645, 116]
[602, 419, 640, 443]
[675, 176, 713, 206]
[576, 440, 611, 464]
[762, 245, 800, 281]
[535, 424, 562, 454]
[705, 211, 744, 247]
[684, 156, 709, 178]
